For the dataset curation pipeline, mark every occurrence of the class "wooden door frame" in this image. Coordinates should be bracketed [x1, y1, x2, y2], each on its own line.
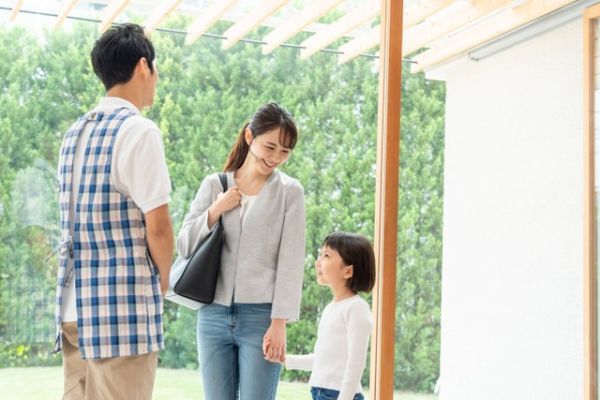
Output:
[584, 4, 600, 400]
[370, 0, 403, 399]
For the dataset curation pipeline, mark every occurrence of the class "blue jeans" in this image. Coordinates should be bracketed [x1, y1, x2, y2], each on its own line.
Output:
[311, 387, 365, 400]
[197, 303, 282, 400]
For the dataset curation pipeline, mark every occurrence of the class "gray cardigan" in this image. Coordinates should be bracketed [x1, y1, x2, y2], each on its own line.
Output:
[176, 170, 306, 321]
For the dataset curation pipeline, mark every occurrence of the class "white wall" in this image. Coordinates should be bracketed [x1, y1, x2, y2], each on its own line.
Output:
[440, 19, 583, 400]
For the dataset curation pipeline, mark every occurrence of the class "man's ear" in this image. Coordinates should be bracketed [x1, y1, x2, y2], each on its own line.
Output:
[137, 57, 151, 77]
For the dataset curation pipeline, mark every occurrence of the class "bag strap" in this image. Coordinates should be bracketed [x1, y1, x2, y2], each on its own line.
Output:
[217, 173, 228, 225]
[218, 173, 228, 192]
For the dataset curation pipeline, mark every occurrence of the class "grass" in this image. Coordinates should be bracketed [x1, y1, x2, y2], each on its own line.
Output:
[0, 367, 438, 399]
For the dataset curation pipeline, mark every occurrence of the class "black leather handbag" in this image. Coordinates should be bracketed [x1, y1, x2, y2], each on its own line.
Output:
[170, 173, 227, 306]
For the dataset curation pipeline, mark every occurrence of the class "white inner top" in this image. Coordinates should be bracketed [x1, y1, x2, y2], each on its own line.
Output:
[239, 193, 257, 223]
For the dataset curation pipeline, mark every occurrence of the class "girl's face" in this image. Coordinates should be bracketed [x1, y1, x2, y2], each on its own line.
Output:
[246, 128, 291, 175]
[315, 245, 353, 288]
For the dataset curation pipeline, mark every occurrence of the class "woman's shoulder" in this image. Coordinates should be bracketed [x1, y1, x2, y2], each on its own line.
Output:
[203, 171, 232, 183]
[273, 170, 304, 194]
[198, 171, 227, 192]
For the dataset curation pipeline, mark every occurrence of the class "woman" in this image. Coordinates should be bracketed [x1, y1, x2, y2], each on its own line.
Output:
[177, 103, 305, 400]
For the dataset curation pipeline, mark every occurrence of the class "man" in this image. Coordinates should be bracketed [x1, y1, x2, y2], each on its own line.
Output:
[54, 23, 173, 399]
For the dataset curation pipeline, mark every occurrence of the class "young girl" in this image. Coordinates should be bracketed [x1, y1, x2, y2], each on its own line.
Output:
[272, 232, 376, 400]
[177, 103, 305, 400]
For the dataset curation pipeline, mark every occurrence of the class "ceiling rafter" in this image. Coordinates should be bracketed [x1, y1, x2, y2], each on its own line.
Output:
[262, 0, 344, 55]
[54, 0, 81, 29]
[411, 0, 577, 73]
[8, 0, 25, 22]
[403, 0, 455, 29]
[403, 0, 513, 56]
[143, 0, 183, 34]
[185, 0, 238, 45]
[337, 24, 380, 64]
[99, 0, 130, 33]
[221, 0, 289, 50]
[300, 1, 380, 59]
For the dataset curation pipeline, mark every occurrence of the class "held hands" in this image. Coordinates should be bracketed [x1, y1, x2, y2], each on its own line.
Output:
[262, 319, 286, 364]
[263, 337, 284, 364]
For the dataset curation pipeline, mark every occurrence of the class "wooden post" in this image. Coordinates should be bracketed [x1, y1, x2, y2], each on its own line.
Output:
[583, 4, 600, 400]
[370, 0, 403, 399]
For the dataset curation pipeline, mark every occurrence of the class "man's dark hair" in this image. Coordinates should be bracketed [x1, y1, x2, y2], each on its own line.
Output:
[322, 232, 376, 293]
[90, 23, 155, 91]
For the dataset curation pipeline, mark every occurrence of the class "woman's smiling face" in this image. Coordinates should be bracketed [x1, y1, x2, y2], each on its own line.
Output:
[247, 128, 292, 175]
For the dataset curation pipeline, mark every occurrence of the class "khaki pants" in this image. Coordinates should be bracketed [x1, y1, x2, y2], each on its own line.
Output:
[61, 322, 158, 400]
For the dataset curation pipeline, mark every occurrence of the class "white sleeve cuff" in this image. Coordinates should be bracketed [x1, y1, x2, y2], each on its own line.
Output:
[139, 194, 171, 214]
[285, 354, 314, 371]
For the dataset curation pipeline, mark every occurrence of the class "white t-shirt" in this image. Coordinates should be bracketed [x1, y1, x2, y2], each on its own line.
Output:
[285, 295, 374, 400]
[60, 97, 172, 322]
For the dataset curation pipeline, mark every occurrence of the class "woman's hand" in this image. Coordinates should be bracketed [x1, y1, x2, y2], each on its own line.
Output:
[263, 319, 286, 363]
[207, 186, 241, 228]
[262, 337, 285, 365]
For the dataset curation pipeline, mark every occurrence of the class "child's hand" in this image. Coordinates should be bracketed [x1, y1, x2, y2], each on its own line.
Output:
[262, 336, 271, 357]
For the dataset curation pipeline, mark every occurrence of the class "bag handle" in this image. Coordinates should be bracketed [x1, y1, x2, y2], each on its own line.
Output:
[217, 173, 228, 226]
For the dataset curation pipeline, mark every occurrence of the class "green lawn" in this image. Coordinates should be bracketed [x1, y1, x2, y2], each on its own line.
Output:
[0, 367, 437, 399]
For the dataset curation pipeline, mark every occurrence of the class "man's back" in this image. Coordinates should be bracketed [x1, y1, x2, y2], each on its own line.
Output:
[57, 106, 165, 359]
[54, 23, 173, 400]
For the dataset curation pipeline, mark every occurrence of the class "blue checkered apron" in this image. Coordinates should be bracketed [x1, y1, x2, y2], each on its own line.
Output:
[54, 107, 164, 359]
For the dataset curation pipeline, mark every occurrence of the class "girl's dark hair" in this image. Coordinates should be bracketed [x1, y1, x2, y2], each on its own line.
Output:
[223, 103, 298, 172]
[323, 232, 376, 293]
[91, 23, 156, 91]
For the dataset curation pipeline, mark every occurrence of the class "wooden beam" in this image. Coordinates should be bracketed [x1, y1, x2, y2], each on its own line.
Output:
[338, 0, 504, 61]
[403, 0, 513, 56]
[99, 0, 130, 33]
[370, 0, 402, 399]
[185, 0, 238, 45]
[8, 0, 25, 22]
[583, 5, 600, 400]
[222, 0, 289, 50]
[262, 0, 344, 55]
[338, 0, 508, 64]
[337, 24, 380, 65]
[143, 0, 183, 34]
[300, 1, 379, 59]
[54, 0, 81, 29]
[411, 0, 578, 73]
[403, 0, 455, 29]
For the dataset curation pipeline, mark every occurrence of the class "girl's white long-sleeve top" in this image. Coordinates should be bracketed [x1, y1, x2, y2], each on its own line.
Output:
[285, 295, 373, 399]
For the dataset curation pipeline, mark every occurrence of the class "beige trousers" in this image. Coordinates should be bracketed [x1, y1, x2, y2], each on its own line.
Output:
[61, 322, 158, 400]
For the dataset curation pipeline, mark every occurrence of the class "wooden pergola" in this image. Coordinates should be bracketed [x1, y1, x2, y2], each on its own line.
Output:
[1, 1, 581, 67]
[2, 0, 589, 398]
